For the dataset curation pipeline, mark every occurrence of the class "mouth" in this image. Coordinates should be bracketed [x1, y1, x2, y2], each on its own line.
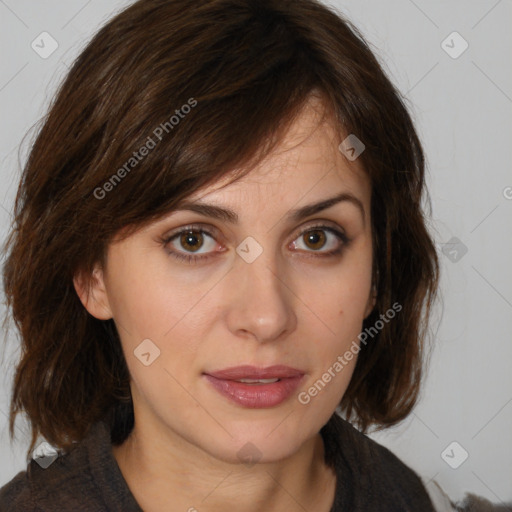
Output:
[202, 365, 305, 408]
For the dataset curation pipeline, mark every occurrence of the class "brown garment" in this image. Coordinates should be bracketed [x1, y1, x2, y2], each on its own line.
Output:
[0, 413, 435, 511]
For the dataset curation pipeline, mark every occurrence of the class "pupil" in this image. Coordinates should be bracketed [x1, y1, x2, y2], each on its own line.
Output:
[182, 231, 202, 252]
[306, 230, 325, 250]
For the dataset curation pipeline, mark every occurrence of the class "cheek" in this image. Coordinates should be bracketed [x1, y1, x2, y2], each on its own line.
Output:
[296, 251, 371, 394]
[302, 262, 372, 334]
[107, 256, 224, 379]
[105, 251, 215, 345]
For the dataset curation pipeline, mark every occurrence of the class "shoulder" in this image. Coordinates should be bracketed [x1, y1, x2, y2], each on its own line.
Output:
[0, 436, 101, 511]
[0, 420, 141, 512]
[0, 469, 38, 511]
[322, 413, 435, 511]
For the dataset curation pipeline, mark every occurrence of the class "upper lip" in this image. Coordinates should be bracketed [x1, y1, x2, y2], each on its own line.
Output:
[205, 365, 304, 380]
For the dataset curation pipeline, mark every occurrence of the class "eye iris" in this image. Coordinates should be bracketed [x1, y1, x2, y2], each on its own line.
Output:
[180, 231, 203, 252]
[304, 230, 326, 250]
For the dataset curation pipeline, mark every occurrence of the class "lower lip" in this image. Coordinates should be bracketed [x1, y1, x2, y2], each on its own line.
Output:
[203, 374, 304, 408]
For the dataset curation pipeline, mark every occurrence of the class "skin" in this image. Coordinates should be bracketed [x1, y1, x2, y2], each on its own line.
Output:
[74, 95, 375, 512]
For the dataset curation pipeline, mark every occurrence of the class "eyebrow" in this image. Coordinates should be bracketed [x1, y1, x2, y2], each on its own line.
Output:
[174, 191, 366, 225]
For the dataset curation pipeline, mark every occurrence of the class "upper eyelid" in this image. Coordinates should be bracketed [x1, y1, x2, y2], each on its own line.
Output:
[163, 222, 222, 241]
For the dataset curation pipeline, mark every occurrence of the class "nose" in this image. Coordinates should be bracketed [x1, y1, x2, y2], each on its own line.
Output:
[223, 247, 297, 343]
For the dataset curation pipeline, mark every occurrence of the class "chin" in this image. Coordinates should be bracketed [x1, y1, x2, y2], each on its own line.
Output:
[203, 436, 305, 466]
[203, 417, 318, 466]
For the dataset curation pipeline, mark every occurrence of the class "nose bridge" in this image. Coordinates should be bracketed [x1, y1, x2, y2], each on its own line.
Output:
[224, 240, 296, 342]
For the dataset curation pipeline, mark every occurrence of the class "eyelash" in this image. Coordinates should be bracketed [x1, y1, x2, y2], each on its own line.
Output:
[159, 223, 351, 264]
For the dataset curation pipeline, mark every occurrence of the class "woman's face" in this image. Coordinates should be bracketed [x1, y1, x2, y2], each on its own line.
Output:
[77, 98, 374, 464]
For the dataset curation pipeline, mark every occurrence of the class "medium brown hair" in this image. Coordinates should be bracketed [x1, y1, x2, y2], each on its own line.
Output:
[2, 0, 439, 456]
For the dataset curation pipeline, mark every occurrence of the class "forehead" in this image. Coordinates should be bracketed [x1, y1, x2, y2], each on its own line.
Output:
[185, 97, 370, 210]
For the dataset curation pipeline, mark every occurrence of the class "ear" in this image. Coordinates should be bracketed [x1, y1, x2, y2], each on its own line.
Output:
[73, 265, 113, 320]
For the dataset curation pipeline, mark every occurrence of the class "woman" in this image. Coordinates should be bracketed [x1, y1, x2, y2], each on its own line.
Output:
[0, 0, 440, 510]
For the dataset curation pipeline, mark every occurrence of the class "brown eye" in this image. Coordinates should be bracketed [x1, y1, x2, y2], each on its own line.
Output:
[290, 225, 349, 258]
[303, 229, 327, 251]
[179, 230, 205, 252]
[162, 226, 219, 263]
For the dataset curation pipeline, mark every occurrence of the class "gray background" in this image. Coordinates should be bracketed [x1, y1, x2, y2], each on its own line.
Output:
[1, 0, 511, 505]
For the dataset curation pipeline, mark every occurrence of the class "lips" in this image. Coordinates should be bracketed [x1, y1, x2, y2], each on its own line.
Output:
[206, 365, 304, 380]
[203, 365, 305, 408]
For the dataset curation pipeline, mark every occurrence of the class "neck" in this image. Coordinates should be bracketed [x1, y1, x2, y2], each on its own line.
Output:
[112, 413, 336, 512]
